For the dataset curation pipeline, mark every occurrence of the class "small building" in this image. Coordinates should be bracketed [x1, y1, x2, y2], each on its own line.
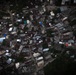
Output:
[37, 60, 44, 67]
[33, 52, 41, 58]
[36, 56, 44, 61]
[43, 48, 49, 52]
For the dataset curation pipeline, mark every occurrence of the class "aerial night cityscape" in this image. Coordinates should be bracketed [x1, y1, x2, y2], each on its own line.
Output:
[0, 0, 76, 75]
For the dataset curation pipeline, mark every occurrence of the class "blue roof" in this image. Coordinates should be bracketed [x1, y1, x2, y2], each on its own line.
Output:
[39, 22, 43, 25]
[3, 34, 7, 37]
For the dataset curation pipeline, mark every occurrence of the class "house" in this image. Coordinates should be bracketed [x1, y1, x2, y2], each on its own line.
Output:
[0, 37, 5, 43]
[37, 60, 44, 67]
[43, 48, 49, 52]
[15, 62, 20, 69]
[6, 58, 12, 64]
[33, 52, 41, 58]
[36, 56, 44, 61]
[3, 16, 11, 19]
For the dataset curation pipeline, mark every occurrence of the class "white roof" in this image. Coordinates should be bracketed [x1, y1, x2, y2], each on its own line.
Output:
[17, 19, 22, 22]
[43, 48, 49, 52]
[15, 62, 20, 69]
[68, 43, 72, 46]
[6, 50, 9, 52]
[36, 56, 43, 61]
[17, 39, 21, 42]
[59, 41, 64, 44]
[49, 23, 52, 26]
[50, 11, 55, 16]
[9, 24, 13, 26]
[5, 53, 11, 57]
[62, 17, 67, 21]
[68, 40, 74, 43]
[43, 8, 46, 12]
[0, 37, 5, 42]
[9, 27, 13, 31]
[33, 53, 40, 57]
[6, 58, 12, 64]
[27, 20, 30, 24]
[11, 32, 17, 34]
[63, 32, 72, 35]
[39, 40, 43, 43]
